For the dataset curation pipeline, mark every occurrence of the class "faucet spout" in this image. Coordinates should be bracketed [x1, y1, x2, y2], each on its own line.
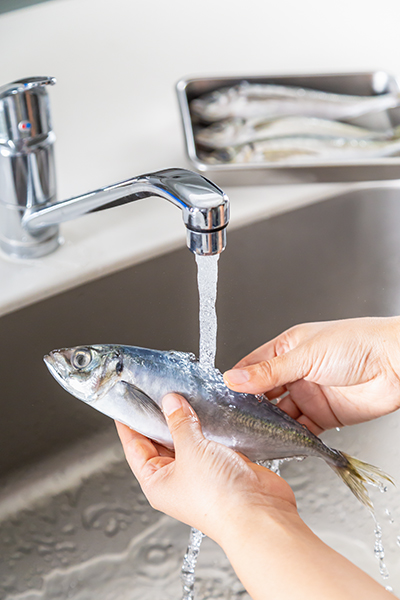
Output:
[0, 78, 229, 258]
[23, 168, 229, 256]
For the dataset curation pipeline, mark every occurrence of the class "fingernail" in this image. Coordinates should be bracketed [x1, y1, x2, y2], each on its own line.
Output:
[224, 369, 250, 385]
[162, 394, 183, 417]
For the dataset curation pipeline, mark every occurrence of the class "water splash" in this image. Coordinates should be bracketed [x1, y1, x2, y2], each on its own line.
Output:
[256, 459, 282, 476]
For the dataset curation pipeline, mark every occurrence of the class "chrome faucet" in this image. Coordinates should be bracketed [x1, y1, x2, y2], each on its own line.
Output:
[0, 77, 229, 259]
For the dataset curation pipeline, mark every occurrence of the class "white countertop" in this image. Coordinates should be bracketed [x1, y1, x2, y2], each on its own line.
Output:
[1, 0, 400, 317]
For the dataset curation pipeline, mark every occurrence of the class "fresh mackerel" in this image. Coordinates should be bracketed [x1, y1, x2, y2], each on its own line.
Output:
[44, 344, 393, 508]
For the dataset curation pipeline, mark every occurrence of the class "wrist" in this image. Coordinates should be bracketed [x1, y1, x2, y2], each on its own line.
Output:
[213, 499, 303, 552]
[213, 502, 389, 600]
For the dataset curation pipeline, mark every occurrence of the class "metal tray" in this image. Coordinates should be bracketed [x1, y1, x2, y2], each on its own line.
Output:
[176, 71, 400, 186]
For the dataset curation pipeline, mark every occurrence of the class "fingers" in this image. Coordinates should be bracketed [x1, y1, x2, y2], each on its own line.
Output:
[115, 421, 173, 480]
[226, 325, 316, 393]
[116, 395, 204, 483]
[162, 393, 205, 455]
[234, 341, 279, 369]
[233, 332, 295, 370]
[233, 324, 315, 369]
[224, 349, 311, 394]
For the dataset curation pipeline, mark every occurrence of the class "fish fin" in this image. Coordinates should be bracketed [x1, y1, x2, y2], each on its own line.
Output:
[119, 381, 167, 425]
[329, 451, 395, 510]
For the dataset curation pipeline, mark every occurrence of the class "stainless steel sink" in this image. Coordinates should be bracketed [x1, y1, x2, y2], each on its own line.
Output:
[2, 184, 400, 598]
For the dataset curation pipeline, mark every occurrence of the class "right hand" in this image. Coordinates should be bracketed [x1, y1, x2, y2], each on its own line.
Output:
[223, 317, 400, 435]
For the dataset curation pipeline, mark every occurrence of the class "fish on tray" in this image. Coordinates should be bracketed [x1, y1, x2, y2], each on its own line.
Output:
[44, 344, 393, 509]
[195, 116, 395, 150]
[201, 135, 400, 165]
[190, 81, 400, 123]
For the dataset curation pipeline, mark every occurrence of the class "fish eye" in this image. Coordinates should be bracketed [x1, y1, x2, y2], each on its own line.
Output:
[71, 349, 92, 370]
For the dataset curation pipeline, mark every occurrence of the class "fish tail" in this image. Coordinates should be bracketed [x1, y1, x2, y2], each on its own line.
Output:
[329, 451, 395, 510]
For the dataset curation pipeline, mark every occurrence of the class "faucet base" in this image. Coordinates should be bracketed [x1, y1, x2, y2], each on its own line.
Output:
[0, 230, 60, 260]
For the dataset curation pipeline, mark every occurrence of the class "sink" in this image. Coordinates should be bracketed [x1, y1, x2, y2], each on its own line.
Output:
[1, 184, 400, 598]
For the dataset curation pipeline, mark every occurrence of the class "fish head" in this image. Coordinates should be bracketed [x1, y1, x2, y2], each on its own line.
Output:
[44, 345, 123, 403]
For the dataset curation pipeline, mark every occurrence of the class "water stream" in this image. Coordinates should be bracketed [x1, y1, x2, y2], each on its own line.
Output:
[196, 254, 220, 369]
[180, 255, 220, 600]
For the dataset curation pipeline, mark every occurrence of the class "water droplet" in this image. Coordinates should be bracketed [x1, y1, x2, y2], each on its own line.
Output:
[55, 541, 76, 552]
[386, 585, 393, 593]
[379, 562, 390, 579]
[104, 517, 119, 537]
[32, 533, 55, 545]
[385, 509, 394, 524]
[61, 523, 76, 534]
[82, 502, 132, 530]
[336, 427, 341, 432]
[146, 545, 169, 565]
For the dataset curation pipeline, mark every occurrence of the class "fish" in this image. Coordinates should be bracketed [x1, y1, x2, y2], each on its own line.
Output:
[195, 116, 395, 150]
[44, 344, 393, 509]
[190, 81, 400, 123]
[201, 134, 400, 165]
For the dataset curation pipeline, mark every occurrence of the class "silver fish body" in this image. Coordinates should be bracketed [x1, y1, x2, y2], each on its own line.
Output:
[190, 82, 400, 123]
[44, 344, 393, 508]
[202, 135, 400, 165]
[195, 116, 394, 150]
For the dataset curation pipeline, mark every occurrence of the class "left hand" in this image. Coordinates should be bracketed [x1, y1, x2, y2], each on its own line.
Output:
[116, 393, 297, 544]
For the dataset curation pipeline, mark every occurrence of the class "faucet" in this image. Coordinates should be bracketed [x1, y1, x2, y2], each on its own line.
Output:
[0, 77, 229, 259]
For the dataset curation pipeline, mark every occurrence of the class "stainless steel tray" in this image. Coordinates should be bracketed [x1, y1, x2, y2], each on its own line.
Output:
[176, 71, 400, 186]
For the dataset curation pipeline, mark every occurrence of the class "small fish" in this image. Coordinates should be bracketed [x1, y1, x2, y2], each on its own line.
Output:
[195, 116, 394, 150]
[202, 135, 400, 164]
[44, 344, 393, 509]
[190, 81, 400, 123]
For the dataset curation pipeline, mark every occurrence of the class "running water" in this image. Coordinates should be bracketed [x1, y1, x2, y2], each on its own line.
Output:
[181, 527, 206, 599]
[180, 254, 220, 600]
[196, 254, 220, 369]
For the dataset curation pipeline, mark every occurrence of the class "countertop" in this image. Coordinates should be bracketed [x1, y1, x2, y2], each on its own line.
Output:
[1, 0, 400, 317]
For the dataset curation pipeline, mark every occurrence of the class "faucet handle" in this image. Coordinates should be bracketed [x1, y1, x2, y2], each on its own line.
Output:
[0, 76, 56, 99]
[0, 76, 56, 145]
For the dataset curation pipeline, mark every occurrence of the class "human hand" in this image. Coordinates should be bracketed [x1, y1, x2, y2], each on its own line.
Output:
[223, 317, 400, 435]
[116, 391, 392, 600]
[115, 393, 296, 544]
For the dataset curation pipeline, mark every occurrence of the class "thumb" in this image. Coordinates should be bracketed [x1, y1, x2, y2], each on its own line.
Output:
[162, 393, 204, 452]
[223, 348, 311, 394]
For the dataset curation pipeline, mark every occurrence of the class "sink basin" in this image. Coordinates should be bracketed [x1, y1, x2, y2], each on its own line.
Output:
[1, 184, 400, 598]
